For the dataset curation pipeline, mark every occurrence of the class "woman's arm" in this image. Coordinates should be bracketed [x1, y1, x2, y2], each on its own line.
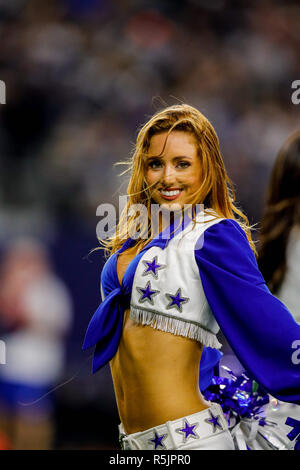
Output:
[195, 218, 300, 404]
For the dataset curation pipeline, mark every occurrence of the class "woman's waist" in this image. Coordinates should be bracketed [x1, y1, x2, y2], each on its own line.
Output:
[110, 353, 207, 434]
[111, 358, 201, 395]
[115, 379, 209, 435]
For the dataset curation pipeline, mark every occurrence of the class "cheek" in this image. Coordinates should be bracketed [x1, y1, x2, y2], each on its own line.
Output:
[145, 170, 160, 187]
[186, 172, 202, 190]
[190, 164, 202, 185]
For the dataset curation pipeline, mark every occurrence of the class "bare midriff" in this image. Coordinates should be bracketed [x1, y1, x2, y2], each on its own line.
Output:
[109, 246, 209, 435]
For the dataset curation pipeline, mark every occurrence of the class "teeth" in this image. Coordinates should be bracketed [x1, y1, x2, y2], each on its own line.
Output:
[160, 190, 181, 196]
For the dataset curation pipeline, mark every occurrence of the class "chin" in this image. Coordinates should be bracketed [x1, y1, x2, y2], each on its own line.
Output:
[160, 202, 183, 211]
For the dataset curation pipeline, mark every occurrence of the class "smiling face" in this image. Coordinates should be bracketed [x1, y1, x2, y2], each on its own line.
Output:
[145, 131, 202, 209]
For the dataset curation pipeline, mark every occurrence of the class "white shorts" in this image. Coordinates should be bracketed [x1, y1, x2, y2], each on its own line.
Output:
[118, 403, 235, 450]
[229, 399, 299, 450]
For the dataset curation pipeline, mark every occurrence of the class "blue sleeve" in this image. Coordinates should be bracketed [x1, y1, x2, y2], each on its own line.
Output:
[199, 347, 222, 392]
[195, 218, 300, 404]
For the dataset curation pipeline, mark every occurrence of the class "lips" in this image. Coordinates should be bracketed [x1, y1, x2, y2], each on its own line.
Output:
[158, 188, 183, 200]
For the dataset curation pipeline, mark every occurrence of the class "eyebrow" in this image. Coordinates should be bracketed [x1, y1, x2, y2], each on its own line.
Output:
[147, 155, 193, 160]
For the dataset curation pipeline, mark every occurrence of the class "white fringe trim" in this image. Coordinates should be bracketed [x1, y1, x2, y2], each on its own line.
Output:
[130, 306, 222, 349]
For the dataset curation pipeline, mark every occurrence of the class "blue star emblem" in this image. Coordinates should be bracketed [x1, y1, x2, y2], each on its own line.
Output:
[175, 418, 199, 443]
[142, 256, 165, 279]
[204, 410, 223, 433]
[148, 431, 167, 449]
[136, 281, 159, 305]
[165, 288, 189, 313]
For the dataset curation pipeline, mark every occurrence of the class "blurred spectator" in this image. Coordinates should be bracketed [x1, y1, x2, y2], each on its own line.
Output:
[258, 130, 300, 322]
[258, 130, 300, 443]
[0, 238, 72, 449]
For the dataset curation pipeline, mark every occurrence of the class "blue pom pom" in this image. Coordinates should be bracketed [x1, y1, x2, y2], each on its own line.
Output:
[203, 367, 269, 422]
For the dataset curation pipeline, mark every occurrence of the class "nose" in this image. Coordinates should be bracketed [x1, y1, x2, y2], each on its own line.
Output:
[161, 164, 176, 186]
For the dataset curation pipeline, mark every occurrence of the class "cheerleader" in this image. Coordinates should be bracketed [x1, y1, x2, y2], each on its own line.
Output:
[83, 104, 300, 450]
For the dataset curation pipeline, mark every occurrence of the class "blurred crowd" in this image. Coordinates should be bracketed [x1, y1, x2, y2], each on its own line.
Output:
[0, 238, 72, 449]
[0, 0, 299, 449]
[0, 0, 299, 226]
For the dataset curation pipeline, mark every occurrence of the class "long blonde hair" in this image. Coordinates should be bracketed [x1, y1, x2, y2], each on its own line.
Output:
[98, 104, 256, 257]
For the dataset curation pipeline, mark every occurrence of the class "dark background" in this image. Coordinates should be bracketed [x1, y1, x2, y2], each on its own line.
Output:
[0, 0, 299, 449]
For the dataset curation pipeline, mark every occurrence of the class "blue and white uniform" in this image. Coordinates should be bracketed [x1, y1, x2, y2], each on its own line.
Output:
[83, 207, 300, 449]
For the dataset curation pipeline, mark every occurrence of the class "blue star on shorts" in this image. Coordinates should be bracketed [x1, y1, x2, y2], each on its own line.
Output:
[175, 418, 199, 442]
[148, 431, 167, 449]
[204, 410, 223, 433]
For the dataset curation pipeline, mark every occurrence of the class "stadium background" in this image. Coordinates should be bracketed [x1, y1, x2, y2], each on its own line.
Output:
[0, 0, 299, 449]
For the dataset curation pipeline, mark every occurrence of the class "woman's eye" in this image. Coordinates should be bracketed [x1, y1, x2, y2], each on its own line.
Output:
[177, 161, 190, 168]
[148, 160, 162, 169]
[148, 160, 190, 169]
